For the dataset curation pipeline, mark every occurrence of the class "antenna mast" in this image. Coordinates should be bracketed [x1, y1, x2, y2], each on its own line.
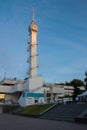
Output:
[32, 9, 35, 21]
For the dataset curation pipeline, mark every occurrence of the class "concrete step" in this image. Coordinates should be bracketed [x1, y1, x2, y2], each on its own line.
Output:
[40, 103, 87, 122]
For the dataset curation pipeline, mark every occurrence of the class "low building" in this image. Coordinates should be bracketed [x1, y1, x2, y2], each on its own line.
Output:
[0, 78, 24, 105]
[43, 83, 74, 103]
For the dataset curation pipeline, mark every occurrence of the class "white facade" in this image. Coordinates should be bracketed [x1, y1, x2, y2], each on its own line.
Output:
[43, 83, 74, 103]
[18, 76, 44, 106]
[0, 83, 23, 93]
[0, 78, 24, 104]
[18, 92, 45, 107]
[23, 76, 43, 92]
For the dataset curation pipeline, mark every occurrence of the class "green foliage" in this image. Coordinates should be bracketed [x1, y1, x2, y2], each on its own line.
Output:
[70, 79, 84, 100]
[65, 79, 84, 87]
[70, 79, 84, 88]
[72, 87, 80, 100]
[65, 82, 71, 86]
[65, 79, 84, 101]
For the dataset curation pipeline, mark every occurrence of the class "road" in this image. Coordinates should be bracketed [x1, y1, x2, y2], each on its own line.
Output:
[0, 114, 86, 130]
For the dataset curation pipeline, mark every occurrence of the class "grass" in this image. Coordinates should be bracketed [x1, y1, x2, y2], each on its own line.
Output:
[17, 104, 54, 115]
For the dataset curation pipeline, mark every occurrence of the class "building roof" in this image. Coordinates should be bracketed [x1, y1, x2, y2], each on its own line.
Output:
[0, 78, 24, 86]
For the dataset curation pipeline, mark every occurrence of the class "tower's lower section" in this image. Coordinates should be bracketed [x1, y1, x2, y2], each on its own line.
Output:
[18, 76, 45, 106]
[23, 76, 43, 92]
[18, 92, 45, 106]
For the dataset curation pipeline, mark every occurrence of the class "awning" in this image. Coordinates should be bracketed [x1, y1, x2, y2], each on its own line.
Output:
[77, 90, 87, 97]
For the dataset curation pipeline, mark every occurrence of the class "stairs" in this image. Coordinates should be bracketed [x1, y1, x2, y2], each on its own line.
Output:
[40, 103, 87, 122]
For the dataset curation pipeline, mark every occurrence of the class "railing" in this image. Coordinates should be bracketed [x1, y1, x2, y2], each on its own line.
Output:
[0, 84, 23, 93]
[0, 85, 12, 93]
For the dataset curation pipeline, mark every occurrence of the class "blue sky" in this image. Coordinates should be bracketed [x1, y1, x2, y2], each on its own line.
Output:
[0, 0, 87, 83]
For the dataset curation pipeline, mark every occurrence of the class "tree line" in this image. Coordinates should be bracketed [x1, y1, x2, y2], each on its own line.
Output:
[65, 71, 87, 101]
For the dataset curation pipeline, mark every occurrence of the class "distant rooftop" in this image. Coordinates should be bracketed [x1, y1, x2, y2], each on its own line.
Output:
[0, 78, 24, 86]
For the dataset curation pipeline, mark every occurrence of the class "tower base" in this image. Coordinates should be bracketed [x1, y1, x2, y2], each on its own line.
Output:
[18, 76, 45, 106]
[23, 76, 43, 92]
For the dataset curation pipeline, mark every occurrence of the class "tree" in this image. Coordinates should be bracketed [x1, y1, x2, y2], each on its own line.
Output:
[84, 71, 87, 90]
[70, 79, 84, 87]
[70, 79, 84, 101]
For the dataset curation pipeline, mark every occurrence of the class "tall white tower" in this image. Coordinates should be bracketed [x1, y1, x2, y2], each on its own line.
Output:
[24, 10, 43, 91]
[18, 10, 44, 106]
[28, 10, 38, 78]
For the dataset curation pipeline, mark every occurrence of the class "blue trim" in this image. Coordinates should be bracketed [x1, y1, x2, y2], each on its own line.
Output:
[22, 92, 44, 98]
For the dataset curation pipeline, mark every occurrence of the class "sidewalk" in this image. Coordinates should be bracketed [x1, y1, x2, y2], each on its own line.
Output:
[0, 114, 86, 130]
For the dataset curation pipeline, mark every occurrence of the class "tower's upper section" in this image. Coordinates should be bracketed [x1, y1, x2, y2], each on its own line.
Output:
[29, 10, 38, 32]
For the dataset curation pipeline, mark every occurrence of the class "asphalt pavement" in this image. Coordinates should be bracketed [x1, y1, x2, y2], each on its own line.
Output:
[0, 114, 86, 130]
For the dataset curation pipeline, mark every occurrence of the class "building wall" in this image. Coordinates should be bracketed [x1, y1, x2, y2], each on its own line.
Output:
[0, 85, 12, 93]
[5, 94, 19, 104]
[29, 76, 43, 91]
[23, 78, 29, 91]
[64, 86, 74, 96]
[23, 76, 43, 92]
[18, 92, 44, 106]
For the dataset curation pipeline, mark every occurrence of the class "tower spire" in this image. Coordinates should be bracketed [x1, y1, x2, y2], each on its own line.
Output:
[32, 9, 35, 21]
